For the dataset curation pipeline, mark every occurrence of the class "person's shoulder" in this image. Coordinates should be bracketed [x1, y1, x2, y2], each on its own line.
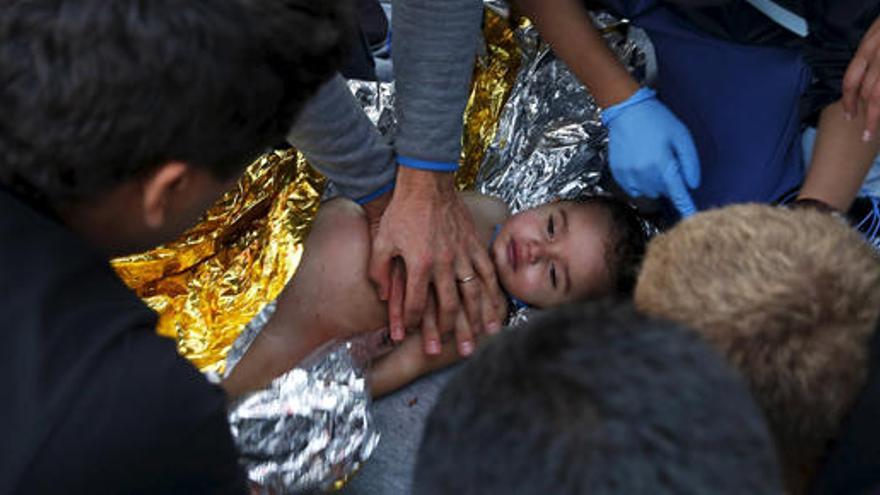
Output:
[307, 197, 370, 258]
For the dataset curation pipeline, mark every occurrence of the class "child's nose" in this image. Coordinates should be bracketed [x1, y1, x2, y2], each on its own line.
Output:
[527, 240, 546, 264]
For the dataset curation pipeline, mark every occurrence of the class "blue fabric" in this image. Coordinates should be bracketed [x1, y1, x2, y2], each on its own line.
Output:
[397, 155, 458, 173]
[355, 180, 396, 205]
[601, 0, 812, 209]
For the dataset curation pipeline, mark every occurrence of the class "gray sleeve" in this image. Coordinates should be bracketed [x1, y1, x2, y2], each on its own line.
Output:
[392, 0, 483, 165]
[286, 74, 397, 202]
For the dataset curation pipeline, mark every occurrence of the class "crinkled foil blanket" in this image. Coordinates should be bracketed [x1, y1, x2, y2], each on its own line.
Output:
[111, 6, 653, 493]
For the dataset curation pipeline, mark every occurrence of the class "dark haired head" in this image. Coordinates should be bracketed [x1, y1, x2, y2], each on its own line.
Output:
[0, 0, 352, 204]
[572, 194, 648, 295]
[414, 300, 781, 495]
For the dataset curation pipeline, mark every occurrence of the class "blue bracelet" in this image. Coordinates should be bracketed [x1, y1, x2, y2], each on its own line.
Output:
[398, 155, 459, 173]
[355, 179, 396, 205]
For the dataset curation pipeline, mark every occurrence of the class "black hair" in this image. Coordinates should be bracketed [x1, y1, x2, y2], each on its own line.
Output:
[413, 300, 782, 495]
[0, 0, 352, 204]
[572, 194, 648, 295]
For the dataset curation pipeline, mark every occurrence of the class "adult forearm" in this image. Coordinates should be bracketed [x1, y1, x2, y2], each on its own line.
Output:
[799, 101, 880, 211]
[287, 74, 396, 201]
[392, 0, 483, 163]
[515, 0, 639, 107]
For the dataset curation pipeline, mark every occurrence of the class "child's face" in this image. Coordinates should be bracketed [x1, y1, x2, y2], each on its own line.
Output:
[491, 201, 613, 308]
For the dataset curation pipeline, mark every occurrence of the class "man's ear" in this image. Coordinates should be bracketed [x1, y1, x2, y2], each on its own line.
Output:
[141, 161, 191, 229]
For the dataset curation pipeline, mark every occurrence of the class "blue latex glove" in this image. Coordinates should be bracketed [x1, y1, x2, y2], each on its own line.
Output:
[601, 87, 701, 217]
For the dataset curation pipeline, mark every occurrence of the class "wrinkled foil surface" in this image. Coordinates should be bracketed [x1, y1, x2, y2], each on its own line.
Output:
[476, 11, 653, 214]
[227, 335, 380, 494]
[112, 4, 657, 491]
[112, 151, 325, 373]
[111, 9, 518, 375]
[110, 7, 520, 493]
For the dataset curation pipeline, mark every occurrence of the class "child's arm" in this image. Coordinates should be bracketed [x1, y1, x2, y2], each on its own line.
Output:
[223, 199, 387, 398]
[369, 332, 465, 398]
[798, 101, 880, 211]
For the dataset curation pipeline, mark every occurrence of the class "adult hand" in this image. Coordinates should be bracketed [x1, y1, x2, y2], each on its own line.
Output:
[369, 167, 506, 356]
[843, 16, 880, 142]
[602, 87, 701, 217]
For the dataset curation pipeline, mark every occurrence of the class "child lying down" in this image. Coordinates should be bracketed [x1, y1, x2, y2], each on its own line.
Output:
[223, 192, 646, 397]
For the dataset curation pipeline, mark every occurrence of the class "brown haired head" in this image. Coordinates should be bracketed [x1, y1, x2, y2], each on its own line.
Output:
[634, 204, 880, 493]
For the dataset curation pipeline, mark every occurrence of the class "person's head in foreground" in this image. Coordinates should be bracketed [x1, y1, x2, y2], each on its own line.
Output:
[413, 300, 781, 495]
[491, 195, 647, 308]
[0, 0, 351, 255]
[634, 204, 880, 493]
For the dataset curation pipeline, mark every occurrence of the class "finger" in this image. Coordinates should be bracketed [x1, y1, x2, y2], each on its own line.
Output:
[664, 169, 698, 218]
[864, 65, 880, 140]
[368, 240, 394, 301]
[479, 279, 504, 336]
[402, 257, 431, 330]
[432, 262, 461, 336]
[866, 91, 880, 142]
[420, 296, 442, 355]
[672, 128, 701, 189]
[470, 246, 506, 332]
[388, 260, 406, 341]
[860, 64, 880, 113]
[454, 258, 484, 334]
[843, 56, 868, 119]
[453, 307, 475, 357]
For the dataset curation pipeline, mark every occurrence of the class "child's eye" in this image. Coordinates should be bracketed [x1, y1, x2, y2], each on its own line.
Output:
[550, 264, 557, 288]
[547, 215, 555, 238]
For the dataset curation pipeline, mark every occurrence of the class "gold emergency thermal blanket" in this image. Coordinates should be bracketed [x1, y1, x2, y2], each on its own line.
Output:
[111, 10, 520, 375]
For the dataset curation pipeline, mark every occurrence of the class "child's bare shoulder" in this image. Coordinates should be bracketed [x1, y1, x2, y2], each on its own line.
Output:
[308, 198, 370, 249]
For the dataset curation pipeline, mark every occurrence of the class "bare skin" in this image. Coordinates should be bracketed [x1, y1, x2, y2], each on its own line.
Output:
[223, 193, 622, 399]
[842, 15, 880, 141]
[367, 169, 508, 358]
[799, 101, 880, 211]
[223, 193, 508, 398]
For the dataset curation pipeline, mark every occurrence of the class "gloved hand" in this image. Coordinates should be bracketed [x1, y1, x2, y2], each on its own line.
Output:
[601, 87, 701, 217]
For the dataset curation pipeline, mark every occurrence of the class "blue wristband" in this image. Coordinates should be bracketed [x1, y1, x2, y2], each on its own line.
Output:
[355, 179, 396, 205]
[398, 155, 459, 173]
[601, 87, 657, 125]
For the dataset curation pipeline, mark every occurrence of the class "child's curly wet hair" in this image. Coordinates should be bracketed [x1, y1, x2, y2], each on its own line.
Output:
[571, 194, 649, 296]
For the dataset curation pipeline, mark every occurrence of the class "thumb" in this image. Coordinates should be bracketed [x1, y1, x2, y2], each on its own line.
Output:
[664, 168, 699, 218]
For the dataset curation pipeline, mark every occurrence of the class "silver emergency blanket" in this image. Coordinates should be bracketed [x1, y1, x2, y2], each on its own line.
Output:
[476, 12, 655, 213]
[226, 310, 381, 494]
[224, 6, 658, 491]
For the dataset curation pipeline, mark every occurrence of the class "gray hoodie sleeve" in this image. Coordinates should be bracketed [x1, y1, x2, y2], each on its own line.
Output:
[286, 74, 397, 202]
[392, 0, 483, 166]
